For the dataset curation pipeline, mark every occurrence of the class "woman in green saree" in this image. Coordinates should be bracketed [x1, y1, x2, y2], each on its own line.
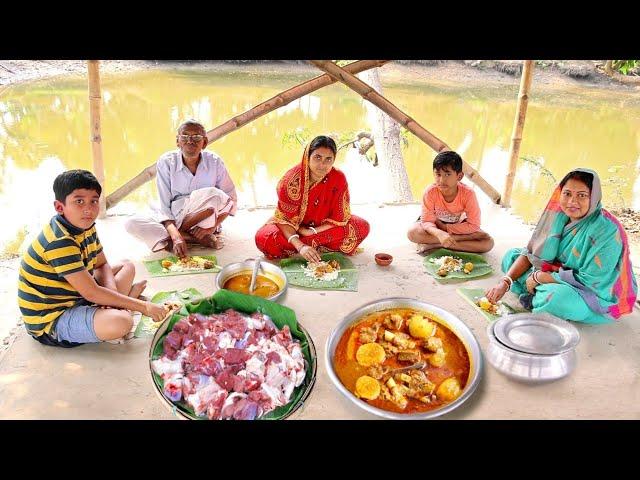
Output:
[486, 168, 637, 324]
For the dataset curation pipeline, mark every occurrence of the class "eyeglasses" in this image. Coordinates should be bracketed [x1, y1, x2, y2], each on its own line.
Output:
[178, 134, 205, 143]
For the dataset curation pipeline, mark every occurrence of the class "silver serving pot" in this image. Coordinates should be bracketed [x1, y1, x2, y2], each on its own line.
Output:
[215, 259, 288, 303]
[325, 297, 483, 420]
[486, 321, 577, 383]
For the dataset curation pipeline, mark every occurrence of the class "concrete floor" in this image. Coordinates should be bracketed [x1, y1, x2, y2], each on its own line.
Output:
[1, 201, 639, 419]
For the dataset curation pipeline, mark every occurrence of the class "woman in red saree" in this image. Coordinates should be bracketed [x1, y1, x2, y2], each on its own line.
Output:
[255, 136, 370, 262]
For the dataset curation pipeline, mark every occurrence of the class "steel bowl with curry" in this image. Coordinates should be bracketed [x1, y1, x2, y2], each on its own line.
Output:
[332, 307, 471, 414]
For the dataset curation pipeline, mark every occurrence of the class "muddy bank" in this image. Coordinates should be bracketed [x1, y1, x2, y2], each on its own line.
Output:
[1, 60, 637, 91]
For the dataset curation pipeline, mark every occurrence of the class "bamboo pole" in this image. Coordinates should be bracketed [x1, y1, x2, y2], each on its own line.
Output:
[105, 164, 157, 211]
[310, 60, 502, 204]
[88, 60, 106, 217]
[106, 60, 389, 210]
[502, 60, 534, 208]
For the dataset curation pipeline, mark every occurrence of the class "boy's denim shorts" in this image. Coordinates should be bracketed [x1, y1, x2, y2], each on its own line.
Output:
[53, 304, 101, 344]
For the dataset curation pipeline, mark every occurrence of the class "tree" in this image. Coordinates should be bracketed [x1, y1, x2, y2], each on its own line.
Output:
[357, 69, 413, 203]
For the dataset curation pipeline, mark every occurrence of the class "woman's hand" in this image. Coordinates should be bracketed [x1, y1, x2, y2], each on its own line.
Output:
[298, 227, 315, 237]
[486, 281, 509, 304]
[525, 273, 538, 294]
[299, 245, 321, 263]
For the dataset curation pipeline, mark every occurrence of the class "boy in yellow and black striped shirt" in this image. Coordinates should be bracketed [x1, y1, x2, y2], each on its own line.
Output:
[18, 170, 167, 347]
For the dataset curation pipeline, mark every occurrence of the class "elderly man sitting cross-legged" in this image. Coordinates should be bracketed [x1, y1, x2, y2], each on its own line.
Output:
[125, 119, 237, 258]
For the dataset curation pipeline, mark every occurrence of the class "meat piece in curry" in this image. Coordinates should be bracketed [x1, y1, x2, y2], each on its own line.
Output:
[333, 308, 469, 414]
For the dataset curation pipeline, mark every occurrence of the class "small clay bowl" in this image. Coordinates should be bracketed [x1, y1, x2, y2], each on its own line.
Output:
[375, 253, 393, 266]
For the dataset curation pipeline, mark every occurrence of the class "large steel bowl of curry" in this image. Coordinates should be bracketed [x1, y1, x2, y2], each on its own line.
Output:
[326, 298, 483, 419]
[216, 259, 288, 303]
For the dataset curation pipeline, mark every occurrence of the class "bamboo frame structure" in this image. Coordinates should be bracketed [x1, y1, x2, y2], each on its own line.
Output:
[105, 60, 389, 210]
[502, 60, 534, 208]
[98, 59, 524, 211]
[88, 60, 106, 218]
[309, 60, 502, 204]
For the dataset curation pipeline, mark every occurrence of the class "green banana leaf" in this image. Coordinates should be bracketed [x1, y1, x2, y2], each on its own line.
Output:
[456, 287, 524, 322]
[150, 289, 316, 420]
[423, 248, 493, 282]
[279, 252, 358, 291]
[134, 288, 203, 338]
[143, 255, 221, 277]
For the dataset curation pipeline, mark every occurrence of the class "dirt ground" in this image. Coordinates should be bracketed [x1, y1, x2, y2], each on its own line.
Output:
[1, 60, 639, 419]
[1, 202, 639, 419]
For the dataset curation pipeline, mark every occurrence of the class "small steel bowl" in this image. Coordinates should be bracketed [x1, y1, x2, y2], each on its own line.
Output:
[486, 322, 577, 383]
[326, 297, 483, 419]
[216, 259, 288, 303]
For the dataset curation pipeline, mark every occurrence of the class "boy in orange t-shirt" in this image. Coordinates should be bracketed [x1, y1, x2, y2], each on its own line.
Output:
[407, 151, 494, 254]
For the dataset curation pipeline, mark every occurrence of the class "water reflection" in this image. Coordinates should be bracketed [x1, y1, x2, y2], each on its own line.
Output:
[1, 67, 639, 254]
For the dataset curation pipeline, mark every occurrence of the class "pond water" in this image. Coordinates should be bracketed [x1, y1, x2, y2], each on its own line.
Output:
[1, 64, 639, 254]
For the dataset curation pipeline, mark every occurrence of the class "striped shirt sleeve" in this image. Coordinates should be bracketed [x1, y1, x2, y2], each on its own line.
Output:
[42, 237, 86, 276]
[94, 232, 103, 255]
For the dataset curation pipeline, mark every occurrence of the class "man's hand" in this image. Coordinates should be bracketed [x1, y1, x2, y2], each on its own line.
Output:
[299, 245, 321, 263]
[171, 233, 188, 258]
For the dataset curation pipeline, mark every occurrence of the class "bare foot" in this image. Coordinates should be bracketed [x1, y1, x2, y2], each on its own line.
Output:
[198, 233, 225, 250]
[129, 280, 147, 299]
[416, 243, 441, 254]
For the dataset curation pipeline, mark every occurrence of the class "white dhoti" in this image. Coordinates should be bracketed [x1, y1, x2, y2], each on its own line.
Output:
[125, 187, 235, 251]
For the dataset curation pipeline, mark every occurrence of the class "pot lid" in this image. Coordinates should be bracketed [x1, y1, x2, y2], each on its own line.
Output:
[492, 313, 580, 355]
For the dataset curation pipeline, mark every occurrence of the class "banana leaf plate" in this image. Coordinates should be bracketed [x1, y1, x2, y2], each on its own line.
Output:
[279, 252, 358, 292]
[143, 255, 221, 277]
[423, 248, 493, 283]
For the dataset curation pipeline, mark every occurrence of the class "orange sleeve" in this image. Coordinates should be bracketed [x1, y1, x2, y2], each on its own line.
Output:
[445, 187, 481, 235]
[420, 187, 437, 229]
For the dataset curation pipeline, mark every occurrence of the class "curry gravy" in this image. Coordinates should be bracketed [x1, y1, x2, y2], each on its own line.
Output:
[333, 308, 470, 414]
[223, 273, 280, 298]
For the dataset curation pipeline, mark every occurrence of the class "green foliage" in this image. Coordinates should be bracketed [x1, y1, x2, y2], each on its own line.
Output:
[612, 60, 640, 75]
[520, 156, 557, 183]
[282, 127, 311, 149]
[399, 127, 410, 149]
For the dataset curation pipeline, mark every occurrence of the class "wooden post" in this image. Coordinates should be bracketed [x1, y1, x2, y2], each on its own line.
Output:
[88, 60, 106, 217]
[310, 60, 502, 204]
[106, 60, 389, 209]
[502, 60, 534, 208]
